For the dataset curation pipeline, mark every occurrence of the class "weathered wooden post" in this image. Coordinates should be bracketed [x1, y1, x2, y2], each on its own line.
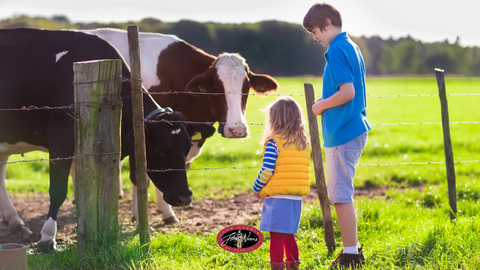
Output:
[435, 68, 457, 222]
[304, 83, 336, 253]
[74, 59, 122, 256]
[127, 25, 150, 250]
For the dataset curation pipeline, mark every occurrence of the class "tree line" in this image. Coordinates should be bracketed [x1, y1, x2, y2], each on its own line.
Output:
[2, 15, 479, 77]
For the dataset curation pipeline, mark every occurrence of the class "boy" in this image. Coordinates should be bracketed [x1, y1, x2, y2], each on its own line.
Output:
[303, 3, 372, 269]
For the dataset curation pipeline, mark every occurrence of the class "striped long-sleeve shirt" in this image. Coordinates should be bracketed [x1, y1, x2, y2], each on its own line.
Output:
[252, 139, 278, 193]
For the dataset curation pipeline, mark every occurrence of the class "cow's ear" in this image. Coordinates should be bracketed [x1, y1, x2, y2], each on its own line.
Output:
[128, 124, 150, 142]
[127, 130, 135, 144]
[185, 67, 215, 95]
[185, 124, 216, 141]
[247, 65, 279, 94]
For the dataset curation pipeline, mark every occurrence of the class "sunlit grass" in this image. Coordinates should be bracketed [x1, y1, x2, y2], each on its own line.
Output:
[27, 191, 480, 269]
[4, 76, 480, 269]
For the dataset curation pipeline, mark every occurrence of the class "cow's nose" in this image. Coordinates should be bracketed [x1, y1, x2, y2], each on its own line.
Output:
[227, 125, 247, 138]
[174, 194, 192, 206]
[229, 127, 246, 138]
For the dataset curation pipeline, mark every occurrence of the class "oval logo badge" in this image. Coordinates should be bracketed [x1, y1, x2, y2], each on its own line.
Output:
[216, 225, 263, 253]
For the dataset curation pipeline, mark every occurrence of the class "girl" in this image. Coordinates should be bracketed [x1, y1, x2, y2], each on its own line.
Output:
[253, 96, 311, 270]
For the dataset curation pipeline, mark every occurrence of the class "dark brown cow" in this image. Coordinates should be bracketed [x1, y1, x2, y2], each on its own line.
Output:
[82, 28, 279, 223]
[0, 28, 215, 252]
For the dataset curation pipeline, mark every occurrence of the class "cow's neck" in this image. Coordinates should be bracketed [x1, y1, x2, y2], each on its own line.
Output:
[175, 97, 217, 123]
[143, 93, 161, 118]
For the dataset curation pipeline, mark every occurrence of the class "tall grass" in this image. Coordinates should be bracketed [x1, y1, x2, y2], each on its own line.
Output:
[4, 76, 480, 269]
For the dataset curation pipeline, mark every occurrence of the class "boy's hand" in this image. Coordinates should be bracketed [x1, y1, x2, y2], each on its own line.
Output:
[253, 192, 262, 199]
[312, 98, 324, 115]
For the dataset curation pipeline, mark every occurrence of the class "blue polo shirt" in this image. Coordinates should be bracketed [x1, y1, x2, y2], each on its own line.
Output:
[321, 32, 371, 147]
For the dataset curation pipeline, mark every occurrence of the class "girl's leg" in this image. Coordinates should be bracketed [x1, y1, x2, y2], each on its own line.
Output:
[270, 232, 286, 262]
[284, 234, 299, 261]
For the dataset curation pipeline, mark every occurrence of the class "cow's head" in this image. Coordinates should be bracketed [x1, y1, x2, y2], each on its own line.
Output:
[143, 109, 215, 206]
[185, 53, 279, 138]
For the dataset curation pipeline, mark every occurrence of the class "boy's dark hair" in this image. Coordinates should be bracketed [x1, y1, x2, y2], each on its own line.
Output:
[303, 3, 342, 33]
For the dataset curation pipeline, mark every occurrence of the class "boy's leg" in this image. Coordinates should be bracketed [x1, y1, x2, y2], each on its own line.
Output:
[334, 202, 358, 252]
[326, 133, 367, 256]
[270, 232, 286, 262]
[283, 234, 299, 261]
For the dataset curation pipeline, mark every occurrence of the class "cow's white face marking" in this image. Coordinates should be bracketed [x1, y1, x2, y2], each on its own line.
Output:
[55, 50, 69, 63]
[171, 128, 181, 135]
[0, 142, 48, 155]
[79, 29, 180, 90]
[215, 53, 248, 138]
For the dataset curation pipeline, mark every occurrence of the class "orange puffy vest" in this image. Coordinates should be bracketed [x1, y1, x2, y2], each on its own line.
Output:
[259, 136, 311, 196]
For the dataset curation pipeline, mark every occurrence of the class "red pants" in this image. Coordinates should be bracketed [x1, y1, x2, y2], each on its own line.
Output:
[269, 232, 299, 262]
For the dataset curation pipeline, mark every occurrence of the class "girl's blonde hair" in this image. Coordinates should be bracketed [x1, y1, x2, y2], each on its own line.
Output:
[261, 96, 310, 150]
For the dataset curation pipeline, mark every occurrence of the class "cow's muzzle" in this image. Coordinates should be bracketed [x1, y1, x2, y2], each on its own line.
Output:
[218, 124, 248, 138]
[171, 194, 192, 207]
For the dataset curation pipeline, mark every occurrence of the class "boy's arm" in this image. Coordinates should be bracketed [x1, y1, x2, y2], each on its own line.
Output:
[312, 82, 355, 115]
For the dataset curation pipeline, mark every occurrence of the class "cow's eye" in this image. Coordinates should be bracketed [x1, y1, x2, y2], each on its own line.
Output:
[212, 86, 218, 93]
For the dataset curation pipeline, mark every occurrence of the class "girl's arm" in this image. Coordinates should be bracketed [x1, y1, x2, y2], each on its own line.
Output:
[312, 82, 355, 115]
[252, 140, 278, 194]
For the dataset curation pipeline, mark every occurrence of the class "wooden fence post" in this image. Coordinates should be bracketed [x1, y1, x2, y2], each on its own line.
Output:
[435, 68, 457, 222]
[304, 83, 336, 253]
[74, 59, 122, 257]
[127, 25, 150, 250]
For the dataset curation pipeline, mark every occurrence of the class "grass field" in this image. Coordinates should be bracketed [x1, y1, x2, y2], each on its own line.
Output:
[5, 76, 480, 269]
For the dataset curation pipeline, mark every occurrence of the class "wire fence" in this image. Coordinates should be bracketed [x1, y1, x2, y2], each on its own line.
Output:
[1, 90, 479, 169]
[144, 90, 480, 98]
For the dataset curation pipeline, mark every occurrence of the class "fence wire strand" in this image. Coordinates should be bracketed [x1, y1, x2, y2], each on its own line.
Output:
[139, 159, 480, 173]
[144, 119, 479, 126]
[1, 87, 479, 170]
[144, 90, 480, 99]
[0, 152, 121, 166]
[3, 157, 479, 170]
[367, 93, 480, 98]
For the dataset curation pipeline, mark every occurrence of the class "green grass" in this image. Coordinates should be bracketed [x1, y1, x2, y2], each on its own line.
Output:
[4, 76, 480, 269]
[27, 197, 480, 269]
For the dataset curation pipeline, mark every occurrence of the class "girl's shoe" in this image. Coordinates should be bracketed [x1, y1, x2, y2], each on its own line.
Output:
[270, 261, 286, 270]
[286, 259, 300, 270]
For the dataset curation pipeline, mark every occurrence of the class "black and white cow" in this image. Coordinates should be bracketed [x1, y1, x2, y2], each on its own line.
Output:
[82, 28, 279, 224]
[0, 28, 214, 252]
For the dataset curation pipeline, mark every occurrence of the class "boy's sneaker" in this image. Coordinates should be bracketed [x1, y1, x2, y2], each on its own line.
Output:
[330, 244, 365, 269]
[358, 244, 365, 263]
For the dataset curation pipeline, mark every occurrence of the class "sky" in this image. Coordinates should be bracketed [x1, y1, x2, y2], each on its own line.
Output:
[1, 0, 479, 47]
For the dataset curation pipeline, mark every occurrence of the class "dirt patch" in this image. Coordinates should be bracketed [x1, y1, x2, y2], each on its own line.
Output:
[0, 187, 385, 251]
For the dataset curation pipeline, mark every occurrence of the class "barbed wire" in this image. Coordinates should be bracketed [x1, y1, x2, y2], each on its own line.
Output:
[139, 159, 480, 173]
[3, 107, 476, 127]
[143, 90, 480, 98]
[143, 119, 480, 126]
[0, 152, 121, 166]
[367, 93, 480, 98]
[3, 155, 478, 170]
[1, 88, 478, 171]
[0, 102, 123, 112]
[0, 105, 74, 112]
[145, 90, 304, 97]
[72, 76, 143, 85]
[357, 160, 480, 167]
[371, 121, 480, 126]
